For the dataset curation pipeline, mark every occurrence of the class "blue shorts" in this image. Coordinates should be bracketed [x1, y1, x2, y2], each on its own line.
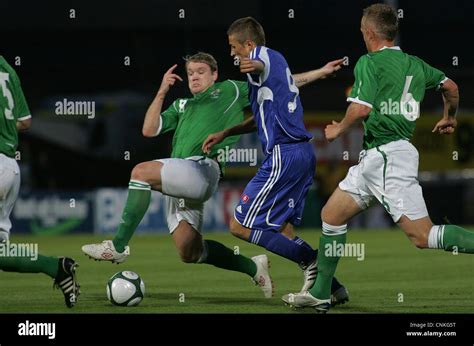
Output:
[234, 141, 316, 232]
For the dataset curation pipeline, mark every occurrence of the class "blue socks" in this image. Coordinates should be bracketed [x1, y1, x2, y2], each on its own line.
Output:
[249, 230, 316, 267]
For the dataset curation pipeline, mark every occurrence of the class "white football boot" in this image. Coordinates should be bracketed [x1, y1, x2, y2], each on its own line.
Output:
[299, 259, 318, 292]
[251, 254, 274, 298]
[81, 240, 130, 264]
[282, 291, 331, 313]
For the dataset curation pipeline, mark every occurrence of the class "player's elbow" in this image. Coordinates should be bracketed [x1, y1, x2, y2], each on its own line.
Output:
[441, 79, 459, 96]
[357, 105, 372, 119]
[142, 127, 157, 138]
[17, 118, 31, 131]
[349, 102, 371, 120]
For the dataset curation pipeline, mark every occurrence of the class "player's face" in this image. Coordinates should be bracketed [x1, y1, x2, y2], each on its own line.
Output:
[228, 35, 252, 59]
[186, 61, 217, 95]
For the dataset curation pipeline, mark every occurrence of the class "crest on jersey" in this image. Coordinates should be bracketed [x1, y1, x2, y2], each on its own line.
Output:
[178, 99, 188, 112]
[210, 89, 221, 99]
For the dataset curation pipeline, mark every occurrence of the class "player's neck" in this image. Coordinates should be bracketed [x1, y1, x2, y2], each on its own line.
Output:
[369, 41, 395, 52]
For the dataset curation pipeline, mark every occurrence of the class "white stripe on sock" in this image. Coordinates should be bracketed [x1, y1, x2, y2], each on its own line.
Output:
[322, 222, 347, 236]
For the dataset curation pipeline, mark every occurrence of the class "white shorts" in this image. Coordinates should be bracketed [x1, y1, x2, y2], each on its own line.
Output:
[339, 139, 428, 222]
[0, 154, 21, 238]
[155, 156, 220, 233]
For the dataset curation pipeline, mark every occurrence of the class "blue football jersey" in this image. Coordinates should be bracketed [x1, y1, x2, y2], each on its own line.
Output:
[247, 46, 312, 155]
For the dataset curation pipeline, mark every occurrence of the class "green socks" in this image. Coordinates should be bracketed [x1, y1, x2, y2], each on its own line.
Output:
[310, 223, 347, 300]
[198, 239, 257, 277]
[428, 224, 474, 253]
[0, 252, 58, 278]
[113, 180, 151, 252]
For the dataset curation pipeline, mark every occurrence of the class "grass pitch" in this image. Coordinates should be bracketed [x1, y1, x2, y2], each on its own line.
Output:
[1, 229, 473, 313]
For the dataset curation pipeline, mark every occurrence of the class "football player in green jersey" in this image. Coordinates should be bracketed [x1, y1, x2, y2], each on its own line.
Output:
[82, 52, 343, 298]
[0, 56, 80, 308]
[283, 3, 471, 312]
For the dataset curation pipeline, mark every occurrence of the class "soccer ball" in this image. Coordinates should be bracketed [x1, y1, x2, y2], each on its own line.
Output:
[106, 271, 145, 306]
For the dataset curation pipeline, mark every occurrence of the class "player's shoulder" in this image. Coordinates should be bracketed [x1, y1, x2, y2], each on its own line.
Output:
[0, 56, 19, 78]
[355, 53, 374, 66]
[222, 79, 247, 89]
[251, 46, 286, 64]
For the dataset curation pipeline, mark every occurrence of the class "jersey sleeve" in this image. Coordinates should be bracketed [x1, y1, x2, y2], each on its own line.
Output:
[347, 55, 378, 108]
[11, 71, 31, 121]
[159, 99, 180, 134]
[249, 46, 271, 83]
[420, 59, 447, 90]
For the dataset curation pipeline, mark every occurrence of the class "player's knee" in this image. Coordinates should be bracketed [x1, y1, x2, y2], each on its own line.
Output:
[131, 163, 150, 182]
[177, 245, 201, 263]
[321, 205, 338, 225]
[178, 251, 199, 263]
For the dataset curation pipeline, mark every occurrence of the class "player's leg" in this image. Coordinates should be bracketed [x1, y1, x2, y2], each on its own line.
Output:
[283, 187, 364, 311]
[82, 157, 220, 261]
[232, 144, 322, 282]
[375, 140, 474, 253]
[168, 199, 273, 298]
[398, 216, 474, 252]
[0, 156, 79, 307]
[81, 160, 159, 260]
[0, 154, 21, 243]
[0, 254, 80, 307]
[111, 161, 161, 252]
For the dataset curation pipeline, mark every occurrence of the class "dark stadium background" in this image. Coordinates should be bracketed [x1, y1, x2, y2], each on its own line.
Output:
[0, 0, 473, 230]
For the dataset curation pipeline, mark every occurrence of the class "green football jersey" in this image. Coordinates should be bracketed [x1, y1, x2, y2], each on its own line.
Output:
[159, 80, 249, 169]
[348, 46, 446, 149]
[0, 56, 31, 157]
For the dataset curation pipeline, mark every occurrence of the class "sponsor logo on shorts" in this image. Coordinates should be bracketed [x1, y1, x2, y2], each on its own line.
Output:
[242, 194, 249, 203]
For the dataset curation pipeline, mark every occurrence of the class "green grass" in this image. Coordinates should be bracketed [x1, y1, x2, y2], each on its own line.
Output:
[1, 229, 473, 313]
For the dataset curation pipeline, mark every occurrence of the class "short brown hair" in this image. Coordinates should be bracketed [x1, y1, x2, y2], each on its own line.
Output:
[363, 4, 398, 41]
[227, 17, 266, 46]
[184, 52, 218, 72]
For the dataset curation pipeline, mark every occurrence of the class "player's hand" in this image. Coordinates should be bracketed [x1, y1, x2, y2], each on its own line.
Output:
[239, 57, 264, 74]
[325, 121, 341, 142]
[202, 131, 226, 154]
[432, 117, 457, 135]
[158, 64, 183, 95]
[319, 58, 345, 79]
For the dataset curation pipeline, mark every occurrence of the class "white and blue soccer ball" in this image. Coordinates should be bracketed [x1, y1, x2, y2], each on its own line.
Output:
[106, 271, 145, 306]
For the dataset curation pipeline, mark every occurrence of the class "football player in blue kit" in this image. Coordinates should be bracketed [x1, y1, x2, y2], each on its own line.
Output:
[203, 17, 348, 305]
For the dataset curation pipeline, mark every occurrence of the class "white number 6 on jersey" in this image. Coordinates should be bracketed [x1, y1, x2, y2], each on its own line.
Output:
[401, 75, 420, 121]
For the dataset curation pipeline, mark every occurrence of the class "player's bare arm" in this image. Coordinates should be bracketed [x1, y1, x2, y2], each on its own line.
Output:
[293, 58, 345, 87]
[202, 116, 256, 154]
[240, 57, 264, 74]
[325, 102, 371, 142]
[142, 64, 183, 137]
[16, 118, 31, 131]
[432, 79, 459, 135]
